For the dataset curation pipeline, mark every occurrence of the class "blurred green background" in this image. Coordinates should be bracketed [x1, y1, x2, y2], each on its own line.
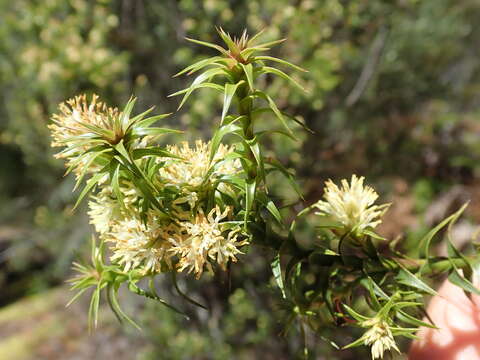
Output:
[1, 0, 480, 359]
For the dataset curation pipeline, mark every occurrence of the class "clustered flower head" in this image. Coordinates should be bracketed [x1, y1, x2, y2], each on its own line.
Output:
[362, 318, 400, 360]
[170, 206, 247, 278]
[82, 140, 244, 277]
[49, 94, 121, 177]
[49, 94, 121, 148]
[160, 139, 240, 189]
[109, 214, 175, 273]
[157, 139, 241, 211]
[49, 94, 248, 278]
[314, 175, 389, 236]
[90, 195, 245, 277]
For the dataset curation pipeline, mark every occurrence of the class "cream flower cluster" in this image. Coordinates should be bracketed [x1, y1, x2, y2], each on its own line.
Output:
[108, 214, 178, 274]
[50, 95, 247, 278]
[48, 94, 120, 177]
[90, 195, 245, 277]
[170, 206, 248, 278]
[85, 141, 245, 277]
[362, 318, 400, 359]
[159, 140, 241, 207]
[314, 175, 389, 235]
[49, 94, 120, 147]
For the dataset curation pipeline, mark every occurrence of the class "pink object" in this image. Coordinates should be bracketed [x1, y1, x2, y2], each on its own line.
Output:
[409, 279, 480, 360]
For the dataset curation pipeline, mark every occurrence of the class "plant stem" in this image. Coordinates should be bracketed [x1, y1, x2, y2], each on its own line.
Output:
[236, 78, 257, 180]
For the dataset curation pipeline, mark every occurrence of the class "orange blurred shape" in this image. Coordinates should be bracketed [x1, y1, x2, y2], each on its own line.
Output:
[409, 279, 480, 360]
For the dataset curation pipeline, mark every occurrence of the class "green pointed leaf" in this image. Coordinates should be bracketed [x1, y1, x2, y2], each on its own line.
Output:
[111, 161, 124, 205]
[128, 277, 189, 319]
[395, 265, 438, 296]
[265, 157, 303, 199]
[271, 253, 286, 298]
[126, 106, 155, 128]
[240, 63, 254, 91]
[174, 56, 224, 77]
[266, 199, 283, 224]
[396, 309, 437, 329]
[246, 29, 265, 46]
[254, 38, 286, 49]
[72, 149, 110, 191]
[244, 136, 266, 186]
[173, 68, 226, 109]
[77, 121, 115, 140]
[129, 112, 171, 131]
[172, 272, 208, 310]
[106, 284, 142, 330]
[448, 268, 480, 296]
[254, 55, 308, 72]
[342, 304, 369, 322]
[132, 148, 182, 160]
[342, 336, 367, 350]
[209, 121, 242, 162]
[133, 127, 183, 137]
[169, 83, 224, 98]
[419, 204, 468, 259]
[73, 172, 105, 210]
[251, 107, 314, 134]
[221, 82, 243, 124]
[185, 37, 228, 55]
[216, 27, 238, 54]
[66, 287, 89, 308]
[244, 179, 256, 228]
[120, 96, 137, 128]
[259, 66, 305, 92]
[254, 91, 296, 139]
[114, 140, 131, 161]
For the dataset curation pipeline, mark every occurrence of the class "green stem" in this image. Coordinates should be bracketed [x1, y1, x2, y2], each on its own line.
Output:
[309, 252, 472, 276]
[236, 79, 256, 180]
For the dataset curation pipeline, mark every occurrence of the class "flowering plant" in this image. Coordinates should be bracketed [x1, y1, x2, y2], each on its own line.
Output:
[49, 28, 479, 359]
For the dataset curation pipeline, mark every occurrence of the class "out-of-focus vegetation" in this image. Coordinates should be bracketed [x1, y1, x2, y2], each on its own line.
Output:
[1, 0, 480, 359]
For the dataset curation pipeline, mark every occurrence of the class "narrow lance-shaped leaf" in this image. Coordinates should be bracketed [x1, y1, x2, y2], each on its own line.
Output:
[253, 55, 308, 72]
[258, 66, 306, 92]
[184, 37, 228, 55]
[120, 96, 137, 128]
[246, 29, 266, 46]
[216, 27, 239, 54]
[244, 179, 256, 228]
[127, 275, 189, 320]
[254, 91, 296, 139]
[72, 148, 111, 191]
[251, 107, 314, 134]
[245, 136, 266, 188]
[221, 81, 244, 124]
[271, 253, 286, 298]
[240, 63, 255, 92]
[265, 157, 303, 199]
[419, 204, 467, 259]
[172, 67, 226, 110]
[445, 201, 480, 295]
[168, 83, 224, 98]
[395, 263, 438, 296]
[448, 268, 480, 296]
[73, 172, 106, 210]
[209, 121, 243, 162]
[174, 56, 224, 77]
[171, 272, 208, 310]
[106, 284, 142, 330]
